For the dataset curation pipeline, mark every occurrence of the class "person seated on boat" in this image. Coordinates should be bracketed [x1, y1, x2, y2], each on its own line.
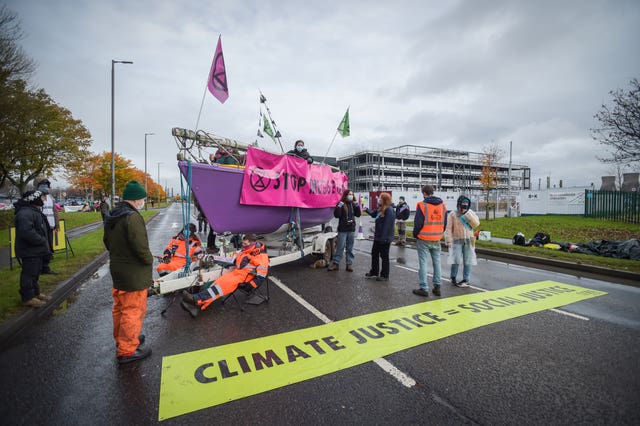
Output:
[214, 147, 238, 165]
[286, 139, 313, 164]
[182, 233, 269, 311]
[156, 223, 203, 276]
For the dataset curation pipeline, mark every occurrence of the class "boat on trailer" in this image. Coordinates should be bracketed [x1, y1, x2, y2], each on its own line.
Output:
[150, 127, 345, 295]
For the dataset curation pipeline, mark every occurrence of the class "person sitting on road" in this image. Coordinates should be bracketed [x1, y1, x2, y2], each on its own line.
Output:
[156, 223, 203, 276]
[182, 233, 269, 312]
[286, 139, 313, 164]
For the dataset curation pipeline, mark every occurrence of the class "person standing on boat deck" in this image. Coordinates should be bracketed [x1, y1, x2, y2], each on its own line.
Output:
[287, 140, 313, 164]
[328, 189, 361, 272]
[215, 147, 238, 165]
[364, 193, 395, 281]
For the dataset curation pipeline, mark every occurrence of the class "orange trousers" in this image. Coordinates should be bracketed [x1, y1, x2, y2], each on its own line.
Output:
[112, 288, 147, 357]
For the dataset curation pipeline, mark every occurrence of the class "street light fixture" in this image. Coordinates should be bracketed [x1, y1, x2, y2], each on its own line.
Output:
[110, 59, 133, 206]
[157, 162, 163, 205]
[144, 132, 154, 210]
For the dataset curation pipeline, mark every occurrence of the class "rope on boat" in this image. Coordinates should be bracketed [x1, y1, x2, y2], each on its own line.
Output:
[179, 161, 193, 275]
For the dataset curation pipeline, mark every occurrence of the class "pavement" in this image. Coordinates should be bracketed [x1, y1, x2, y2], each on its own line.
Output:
[1, 214, 638, 349]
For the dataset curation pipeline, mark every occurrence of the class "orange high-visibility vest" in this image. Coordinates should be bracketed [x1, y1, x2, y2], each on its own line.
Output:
[417, 201, 445, 241]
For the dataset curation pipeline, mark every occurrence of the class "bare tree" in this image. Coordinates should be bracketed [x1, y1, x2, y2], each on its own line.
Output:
[591, 78, 640, 165]
[0, 5, 35, 84]
[480, 142, 504, 220]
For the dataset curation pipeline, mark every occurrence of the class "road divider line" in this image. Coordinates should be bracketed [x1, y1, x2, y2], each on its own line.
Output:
[394, 266, 590, 321]
[269, 275, 417, 387]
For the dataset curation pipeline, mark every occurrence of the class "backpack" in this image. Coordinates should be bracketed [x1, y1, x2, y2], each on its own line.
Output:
[513, 232, 526, 246]
[532, 232, 551, 245]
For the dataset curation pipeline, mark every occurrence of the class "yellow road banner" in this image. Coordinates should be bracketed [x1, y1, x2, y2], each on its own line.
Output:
[159, 281, 606, 420]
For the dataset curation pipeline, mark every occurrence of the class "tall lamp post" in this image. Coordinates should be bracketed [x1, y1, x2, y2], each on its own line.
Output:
[110, 59, 133, 206]
[144, 132, 154, 210]
[157, 162, 163, 205]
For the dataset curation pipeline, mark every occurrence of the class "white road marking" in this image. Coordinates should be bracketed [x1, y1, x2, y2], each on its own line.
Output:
[269, 275, 417, 388]
[395, 266, 590, 321]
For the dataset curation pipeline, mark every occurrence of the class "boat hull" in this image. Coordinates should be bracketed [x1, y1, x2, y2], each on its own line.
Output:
[179, 161, 335, 234]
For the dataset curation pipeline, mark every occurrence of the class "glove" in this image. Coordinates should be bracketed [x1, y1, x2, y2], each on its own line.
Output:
[307, 158, 313, 164]
[162, 255, 171, 264]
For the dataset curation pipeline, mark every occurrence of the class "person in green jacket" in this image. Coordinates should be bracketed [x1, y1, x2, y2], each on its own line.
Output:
[103, 180, 153, 364]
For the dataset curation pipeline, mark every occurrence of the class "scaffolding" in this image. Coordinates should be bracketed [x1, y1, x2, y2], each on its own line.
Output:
[337, 144, 530, 193]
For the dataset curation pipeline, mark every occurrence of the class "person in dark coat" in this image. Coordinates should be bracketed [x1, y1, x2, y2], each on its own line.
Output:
[394, 196, 411, 246]
[328, 189, 361, 271]
[103, 180, 153, 364]
[364, 192, 395, 281]
[99, 196, 109, 221]
[13, 190, 52, 308]
[286, 140, 313, 164]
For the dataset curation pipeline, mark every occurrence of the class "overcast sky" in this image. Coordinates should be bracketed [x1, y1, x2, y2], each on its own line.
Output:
[7, 0, 640, 193]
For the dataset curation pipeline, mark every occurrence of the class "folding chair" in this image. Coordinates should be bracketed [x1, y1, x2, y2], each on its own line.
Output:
[222, 274, 270, 312]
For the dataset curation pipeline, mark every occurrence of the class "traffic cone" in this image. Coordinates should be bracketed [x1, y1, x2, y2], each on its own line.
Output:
[356, 221, 365, 240]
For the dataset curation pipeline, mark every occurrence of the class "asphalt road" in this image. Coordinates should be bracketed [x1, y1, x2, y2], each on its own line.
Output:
[1, 204, 638, 425]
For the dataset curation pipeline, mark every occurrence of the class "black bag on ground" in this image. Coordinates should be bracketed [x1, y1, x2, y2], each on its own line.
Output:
[527, 232, 551, 247]
[513, 232, 526, 246]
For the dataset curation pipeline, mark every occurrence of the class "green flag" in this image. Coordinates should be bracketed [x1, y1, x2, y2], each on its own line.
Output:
[263, 115, 275, 141]
[337, 108, 350, 137]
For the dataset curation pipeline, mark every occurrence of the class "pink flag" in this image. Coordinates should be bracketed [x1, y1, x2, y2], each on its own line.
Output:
[207, 35, 229, 103]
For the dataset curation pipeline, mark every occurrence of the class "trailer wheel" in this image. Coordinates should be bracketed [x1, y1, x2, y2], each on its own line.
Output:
[323, 237, 336, 263]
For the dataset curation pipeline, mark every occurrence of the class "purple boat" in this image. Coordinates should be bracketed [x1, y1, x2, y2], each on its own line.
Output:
[178, 161, 337, 234]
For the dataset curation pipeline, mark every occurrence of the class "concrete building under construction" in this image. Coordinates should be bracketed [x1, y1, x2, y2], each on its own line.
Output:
[337, 145, 531, 193]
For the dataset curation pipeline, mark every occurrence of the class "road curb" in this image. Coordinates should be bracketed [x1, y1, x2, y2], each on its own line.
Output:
[0, 211, 163, 351]
[0, 251, 109, 350]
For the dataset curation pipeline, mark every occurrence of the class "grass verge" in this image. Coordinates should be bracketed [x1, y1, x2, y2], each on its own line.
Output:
[0, 210, 158, 323]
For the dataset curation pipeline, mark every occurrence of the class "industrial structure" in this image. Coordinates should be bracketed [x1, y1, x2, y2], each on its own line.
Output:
[337, 145, 531, 193]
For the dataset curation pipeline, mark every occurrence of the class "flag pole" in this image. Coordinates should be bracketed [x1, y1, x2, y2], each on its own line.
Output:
[194, 85, 208, 132]
[259, 89, 285, 153]
[321, 129, 339, 164]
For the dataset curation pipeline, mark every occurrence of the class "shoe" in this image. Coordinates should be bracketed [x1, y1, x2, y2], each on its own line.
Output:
[450, 277, 457, 285]
[432, 285, 441, 296]
[181, 301, 200, 318]
[23, 297, 46, 308]
[182, 290, 195, 305]
[456, 280, 470, 288]
[117, 346, 152, 364]
[327, 263, 339, 271]
[376, 276, 389, 282]
[346, 265, 353, 272]
[36, 293, 52, 301]
[365, 272, 378, 279]
[42, 270, 59, 275]
[412, 288, 429, 297]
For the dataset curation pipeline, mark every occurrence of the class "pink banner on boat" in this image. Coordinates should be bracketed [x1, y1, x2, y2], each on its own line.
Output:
[241, 147, 348, 208]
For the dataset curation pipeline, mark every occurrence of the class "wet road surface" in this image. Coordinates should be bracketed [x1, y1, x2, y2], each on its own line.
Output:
[1, 204, 639, 425]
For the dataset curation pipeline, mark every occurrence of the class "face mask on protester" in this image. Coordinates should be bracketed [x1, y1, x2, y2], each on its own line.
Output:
[347, 195, 354, 202]
[296, 145, 304, 153]
[136, 200, 145, 210]
[38, 185, 48, 192]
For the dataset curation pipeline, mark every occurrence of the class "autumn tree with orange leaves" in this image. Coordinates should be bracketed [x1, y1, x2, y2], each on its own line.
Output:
[65, 151, 164, 201]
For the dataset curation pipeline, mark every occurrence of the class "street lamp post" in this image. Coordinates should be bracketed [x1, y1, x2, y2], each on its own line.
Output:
[110, 59, 133, 206]
[157, 162, 163, 205]
[144, 132, 154, 210]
